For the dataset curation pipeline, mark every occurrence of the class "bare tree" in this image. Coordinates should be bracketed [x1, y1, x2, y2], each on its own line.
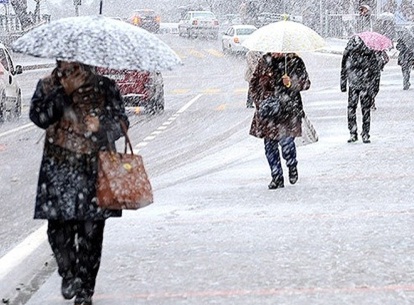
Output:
[10, 0, 33, 29]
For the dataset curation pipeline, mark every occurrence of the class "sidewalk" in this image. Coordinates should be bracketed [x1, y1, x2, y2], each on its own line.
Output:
[13, 38, 414, 305]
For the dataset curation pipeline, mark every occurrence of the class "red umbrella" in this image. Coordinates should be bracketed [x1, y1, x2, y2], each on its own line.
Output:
[355, 31, 393, 51]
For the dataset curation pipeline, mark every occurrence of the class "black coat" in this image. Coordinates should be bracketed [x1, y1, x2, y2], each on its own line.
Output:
[30, 71, 129, 220]
[340, 36, 384, 94]
[396, 38, 414, 67]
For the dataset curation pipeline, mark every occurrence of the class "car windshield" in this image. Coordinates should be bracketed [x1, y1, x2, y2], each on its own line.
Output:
[193, 12, 215, 19]
[236, 28, 256, 35]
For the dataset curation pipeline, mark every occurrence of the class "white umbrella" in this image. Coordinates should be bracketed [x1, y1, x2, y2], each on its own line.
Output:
[12, 15, 182, 71]
[242, 20, 326, 53]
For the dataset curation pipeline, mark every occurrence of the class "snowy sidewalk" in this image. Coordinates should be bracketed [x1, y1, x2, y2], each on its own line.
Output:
[22, 47, 414, 304]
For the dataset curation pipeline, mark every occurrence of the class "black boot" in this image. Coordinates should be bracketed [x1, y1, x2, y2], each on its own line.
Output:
[61, 277, 81, 300]
[347, 134, 358, 143]
[74, 289, 93, 305]
[362, 134, 371, 144]
[288, 166, 298, 184]
[268, 176, 284, 189]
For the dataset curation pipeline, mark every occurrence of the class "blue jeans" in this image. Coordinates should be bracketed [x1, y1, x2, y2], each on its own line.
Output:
[264, 136, 297, 179]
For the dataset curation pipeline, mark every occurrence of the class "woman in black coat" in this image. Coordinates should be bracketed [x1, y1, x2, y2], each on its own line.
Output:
[30, 60, 129, 305]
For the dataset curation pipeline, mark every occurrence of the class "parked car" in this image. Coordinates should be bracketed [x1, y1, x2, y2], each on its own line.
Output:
[221, 25, 257, 54]
[178, 11, 220, 39]
[0, 42, 23, 122]
[129, 9, 161, 33]
[96, 68, 164, 115]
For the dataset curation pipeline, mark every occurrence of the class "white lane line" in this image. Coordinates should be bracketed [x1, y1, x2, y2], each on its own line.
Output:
[0, 223, 47, 280]
[0, 123, 35, 138]
[133, 94, 203, 152]
[144, 135, 157, 141]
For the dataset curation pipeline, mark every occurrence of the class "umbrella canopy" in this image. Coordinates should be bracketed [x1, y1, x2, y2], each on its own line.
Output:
[241, 20, 326, 53]
[12, 15, 182, 71]
[355, 31, 393, 51]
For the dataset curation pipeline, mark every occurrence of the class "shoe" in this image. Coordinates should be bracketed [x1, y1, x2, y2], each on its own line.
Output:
[61, 277, 80, 300]
[362, 134, 371, 144]
[74, 297, 92, 305]
[246, 104, 254, 108]
[288, 166, 298, 184]
[268, 176, 284, 189]
[347, 134, 358, 143]
[74, 290, 93, 305]
[403, 83, 410, 90]
[371, 103, 377, 110]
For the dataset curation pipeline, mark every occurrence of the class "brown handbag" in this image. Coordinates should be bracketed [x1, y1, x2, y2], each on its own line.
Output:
[96, 122, 153, 210]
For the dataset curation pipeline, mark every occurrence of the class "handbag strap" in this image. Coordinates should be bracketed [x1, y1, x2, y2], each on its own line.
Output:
[119, 120, 134, 155]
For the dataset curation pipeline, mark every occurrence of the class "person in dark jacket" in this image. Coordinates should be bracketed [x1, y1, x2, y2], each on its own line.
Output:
[30, 60, 129, 305]
[340, 36, 384, 144]
[396, 34, 414, 90]
[249, 52, 310, 189]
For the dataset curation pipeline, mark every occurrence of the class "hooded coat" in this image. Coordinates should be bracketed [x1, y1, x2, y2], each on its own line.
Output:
[30, 68, 129, 220]
[249, 53, 310, 140]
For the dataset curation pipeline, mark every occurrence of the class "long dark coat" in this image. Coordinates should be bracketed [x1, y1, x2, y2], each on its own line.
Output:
[30, 69, 129, 220]
[249, 53, 310, 140]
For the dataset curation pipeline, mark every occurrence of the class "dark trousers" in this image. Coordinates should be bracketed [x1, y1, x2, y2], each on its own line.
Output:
[347, 87, 372, 137]
[401, 64, 411, 88]
[264, 136, 297, 179]
[47, 220, 105, 294]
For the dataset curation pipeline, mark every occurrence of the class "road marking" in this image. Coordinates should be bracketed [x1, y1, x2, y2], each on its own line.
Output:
[0, 123, 35, 138]
[0, 223, 47, 281]
[171, 89, 190, 94]
[134, 94, 203, 152]
[201, 88, 220, 94]
[206, 48, 224, 57]
[188, 49, 204, 58]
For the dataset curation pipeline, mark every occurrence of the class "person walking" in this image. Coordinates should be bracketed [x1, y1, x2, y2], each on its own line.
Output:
[249, 52, 310, 189]
[396, 33, 414, 90]
[29, 60, 129, 305]
[341, 36, 385, 144]
[244, 50, 262, 108]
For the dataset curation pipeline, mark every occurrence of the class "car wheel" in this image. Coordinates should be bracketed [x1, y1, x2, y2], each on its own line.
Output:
[0, 91, 6, 123]
[11, 92, 21, 120]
